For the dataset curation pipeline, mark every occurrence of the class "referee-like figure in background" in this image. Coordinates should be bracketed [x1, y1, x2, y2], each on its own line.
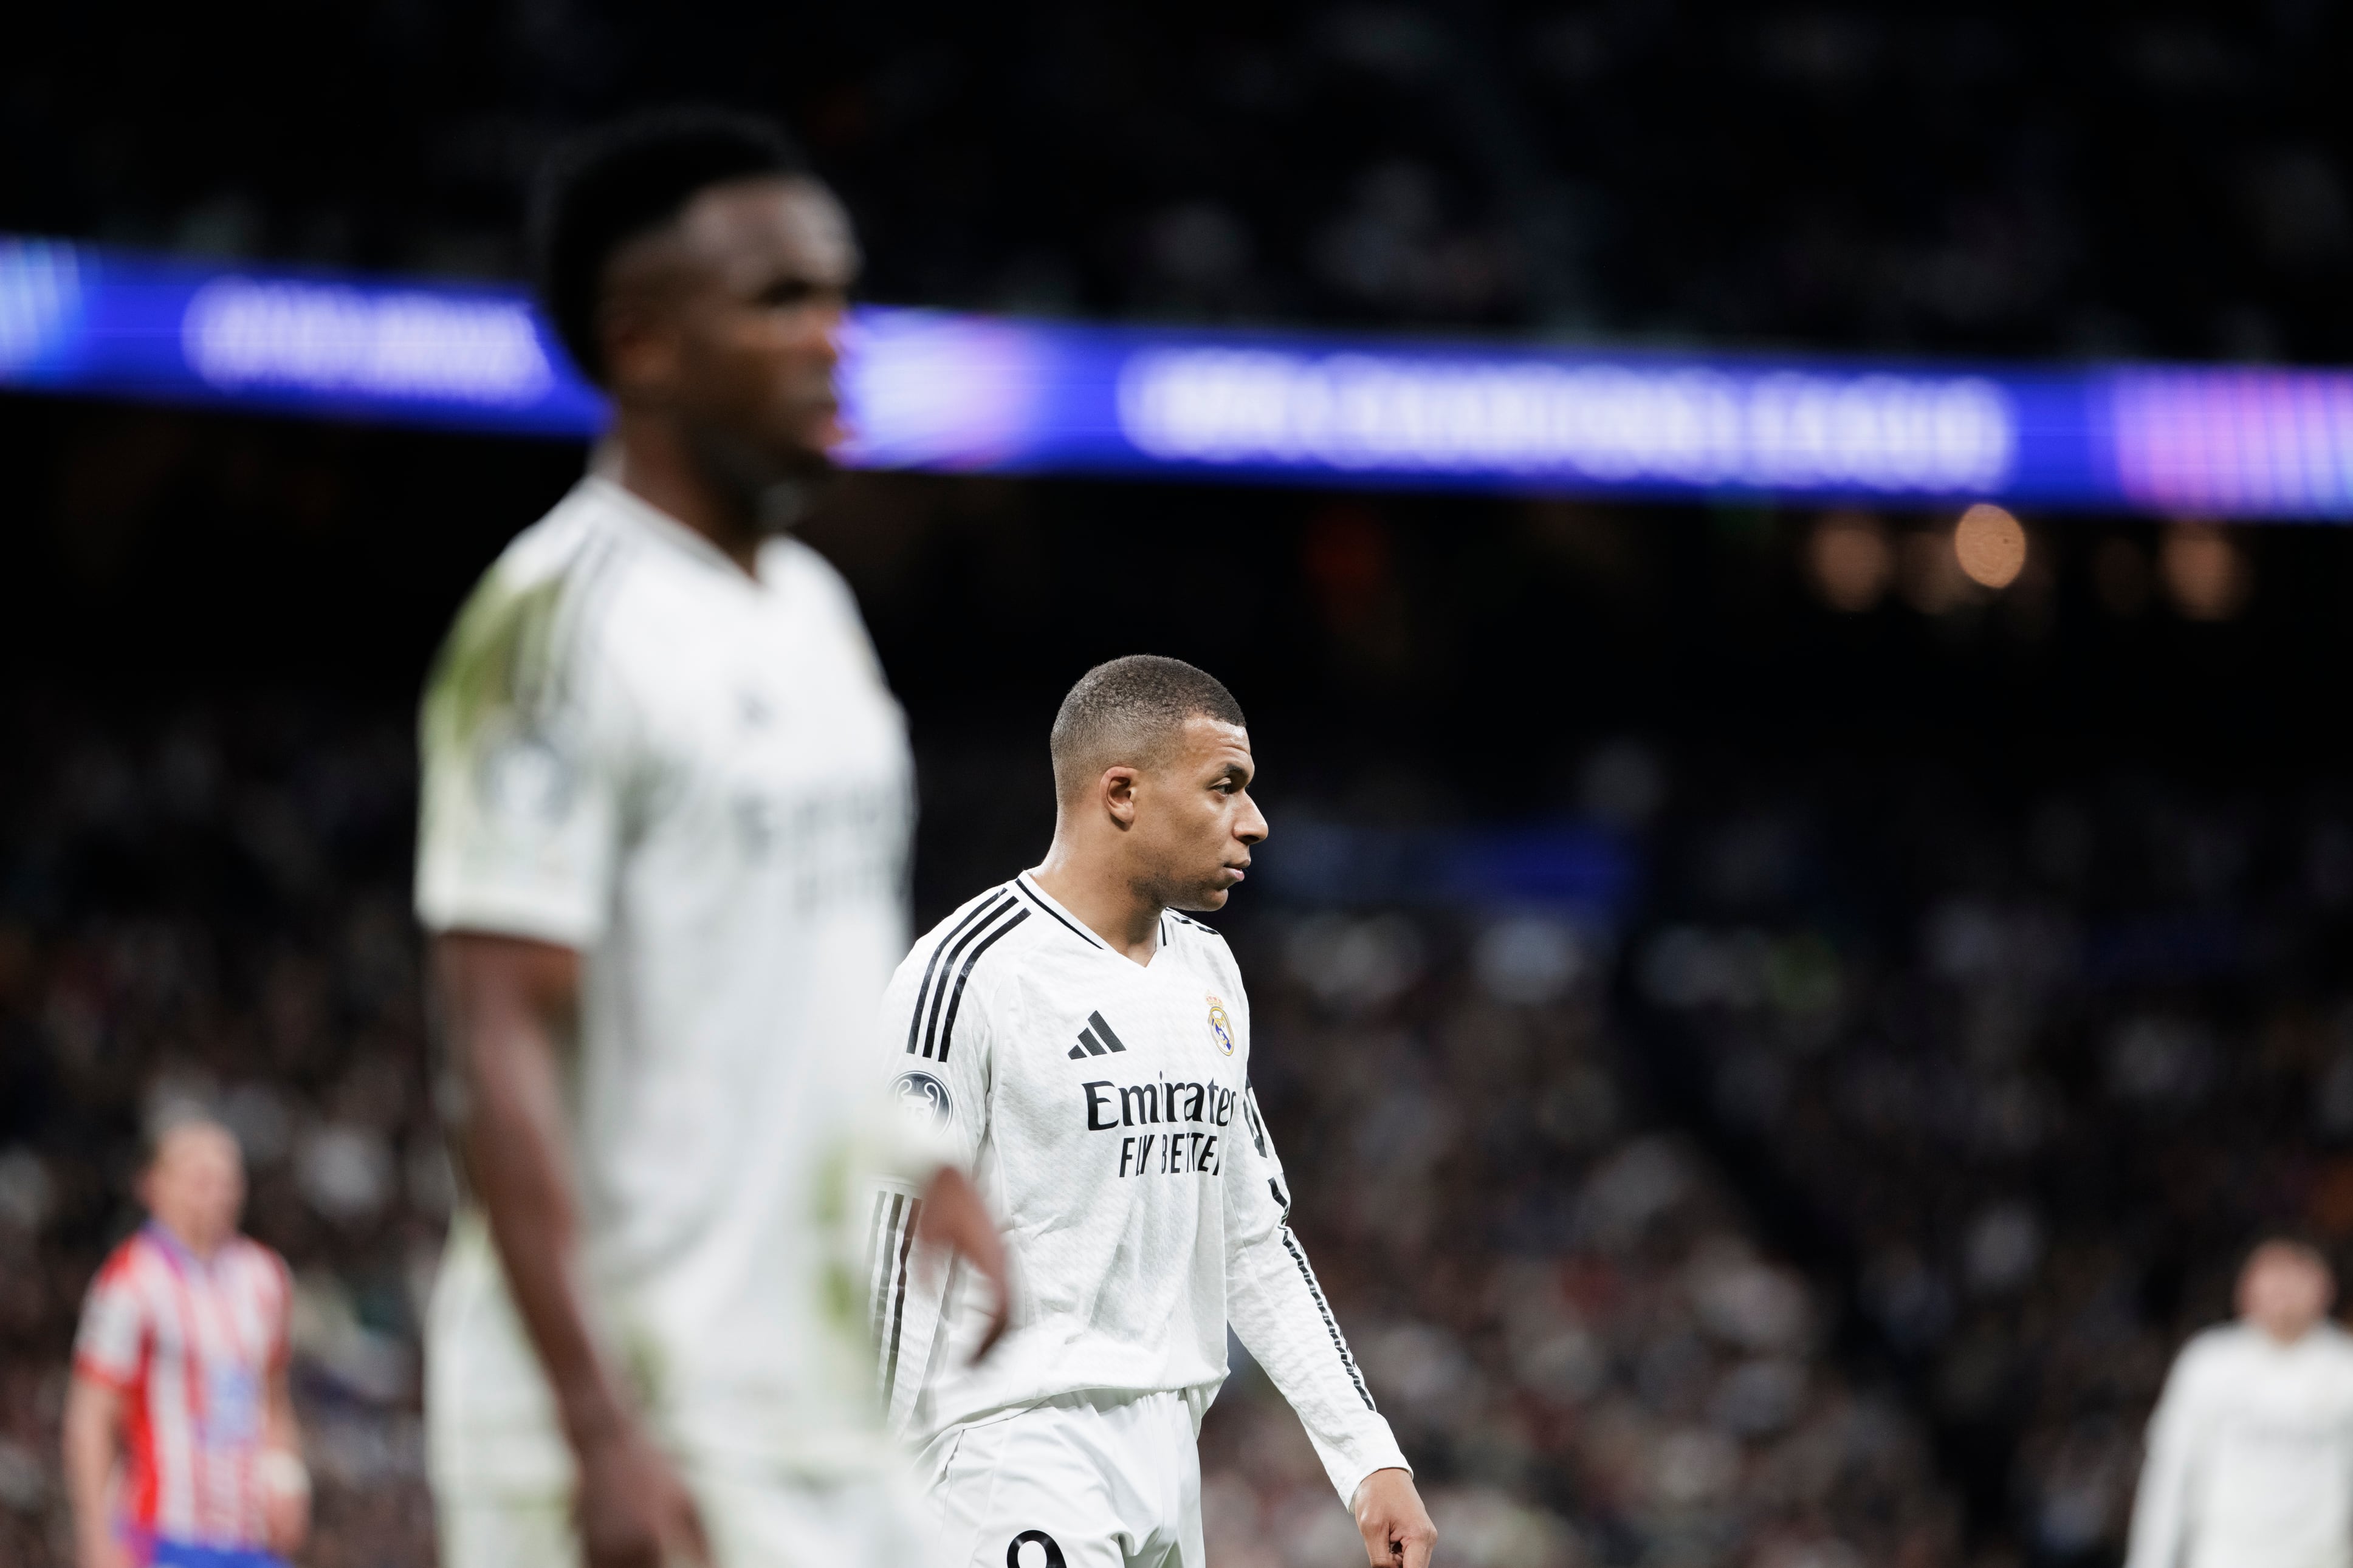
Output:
[2126, 1235, 2353, 1568]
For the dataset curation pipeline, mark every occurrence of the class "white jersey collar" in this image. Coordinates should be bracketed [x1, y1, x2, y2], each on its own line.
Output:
[1015, 871, 1183, 967]
[582, 475, 777, 586]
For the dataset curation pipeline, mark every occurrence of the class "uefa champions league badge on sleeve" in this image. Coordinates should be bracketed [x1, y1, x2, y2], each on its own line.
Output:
[893, 1069, 953, 1126]
[1206, 995, 1235, 1055]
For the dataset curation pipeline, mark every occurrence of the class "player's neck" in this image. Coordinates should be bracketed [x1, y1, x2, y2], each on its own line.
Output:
[604, 420, 766, 578]
[149, 1214, 228, 1262]
[1029, 848, 1161, 966]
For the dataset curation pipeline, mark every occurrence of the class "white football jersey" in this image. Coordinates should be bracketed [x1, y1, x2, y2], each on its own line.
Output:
[414, 474, 935, 1493]
[870, 872, 1410, 1507]
[2128, 1320, 2353, 1568]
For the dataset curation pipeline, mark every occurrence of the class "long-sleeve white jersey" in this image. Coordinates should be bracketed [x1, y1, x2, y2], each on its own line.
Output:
[868, 871, 1410, 1508]
[2126, 1321, 2353, 1568]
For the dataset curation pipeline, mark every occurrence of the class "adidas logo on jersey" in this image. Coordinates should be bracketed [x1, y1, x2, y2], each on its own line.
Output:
[1066, 1010, 1128, 1059]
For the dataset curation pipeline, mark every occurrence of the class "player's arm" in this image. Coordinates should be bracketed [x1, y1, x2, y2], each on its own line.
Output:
[258, 1320, 309, 1556]
[61, 1375, 126, 1568]
[868, 926, 1014, 1422]
[912, 1165, 1011, 1358]
[433, 931, 707, 1568]
[2123, 1340, 2210, 1568]
[1221, 1083, 1435, 1568]
[66, 1252, 149, 1568]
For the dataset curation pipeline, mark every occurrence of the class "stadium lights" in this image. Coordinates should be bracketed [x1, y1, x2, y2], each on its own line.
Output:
[7, 234, 2353, 520]
[1953, 504, 2028, 590]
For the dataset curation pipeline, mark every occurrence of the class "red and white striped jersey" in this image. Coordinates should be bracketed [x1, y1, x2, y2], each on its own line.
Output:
[73, 1224, 293, 1549]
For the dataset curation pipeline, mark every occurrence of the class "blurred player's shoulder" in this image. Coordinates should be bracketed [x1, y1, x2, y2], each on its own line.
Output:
[423, 481, 639, 728]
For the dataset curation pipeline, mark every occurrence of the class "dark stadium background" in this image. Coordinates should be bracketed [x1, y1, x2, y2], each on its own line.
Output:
[8, 4, 2353, 1566]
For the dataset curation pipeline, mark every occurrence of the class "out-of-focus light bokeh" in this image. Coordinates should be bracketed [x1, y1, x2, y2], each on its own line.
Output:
[1953, 504, 2028, 591]
[1806, 512, 1893, 612]
[2160, 524, 2252, 620]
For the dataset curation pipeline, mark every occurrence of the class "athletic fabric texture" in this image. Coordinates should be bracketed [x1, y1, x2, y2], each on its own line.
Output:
[872, 872, 1409, 1507]
[919, 1390, 1205, 1568]
[436, 1470, 930, 1568]
[74, 1224, 292, 1551]
[416, 474, 943, 1499]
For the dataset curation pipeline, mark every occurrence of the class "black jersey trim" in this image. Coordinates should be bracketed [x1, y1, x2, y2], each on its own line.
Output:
[918, 895, 1021, 1058]
[1280, 1227, 1378, 1412]
[936, 908, 1030, 1063]
[881, 1196, 924, 1407]
[868, 1193, 906, 1351]
[1015, 876, 1107, 951]
[905, 894, 1015, 1055]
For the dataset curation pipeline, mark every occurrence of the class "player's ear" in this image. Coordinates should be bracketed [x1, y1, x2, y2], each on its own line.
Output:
[600, 296, 681, 400]
[1102, 766, 1141, 829]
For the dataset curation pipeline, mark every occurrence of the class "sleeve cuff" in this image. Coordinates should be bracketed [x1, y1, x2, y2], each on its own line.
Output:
[1325, 1429, 1414, 1510]
[72, 1354, 137, 1393]
[414, 883, 603, 948]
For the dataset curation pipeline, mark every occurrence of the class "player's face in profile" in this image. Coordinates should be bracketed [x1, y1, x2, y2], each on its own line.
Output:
[662, 175, 860, 488]
[1135, 716, 1268, 912]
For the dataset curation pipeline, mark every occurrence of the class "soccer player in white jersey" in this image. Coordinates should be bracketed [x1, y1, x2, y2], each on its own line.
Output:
[2126, 1236, 2353, 1568]
[416, 111, 1008, 1568]
[871, 656, 1437, 1568]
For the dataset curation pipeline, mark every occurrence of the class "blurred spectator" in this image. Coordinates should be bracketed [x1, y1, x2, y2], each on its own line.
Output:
[2125, 1239, 2353, 1568]
[10, 4, 2353, 361]
[1630, 757, 2353, 1561]
[0, 699, 436, 1568]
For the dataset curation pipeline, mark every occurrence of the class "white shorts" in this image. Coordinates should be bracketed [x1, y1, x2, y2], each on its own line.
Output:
[918, 1391, 1205, 1568]
[436, 1468, 929, 1568]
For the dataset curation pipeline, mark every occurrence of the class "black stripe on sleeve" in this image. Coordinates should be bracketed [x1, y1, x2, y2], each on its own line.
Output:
[905, 894, 1012, 1055]
[881, 1197, 924, 1407]
[936, 909, 1030, 1063]
[1280, 1227, 1378, 1412]
[1015, 877, 1106, 950]
[868, 1194, 905, 1352]
[920, 896, 1020, 1059]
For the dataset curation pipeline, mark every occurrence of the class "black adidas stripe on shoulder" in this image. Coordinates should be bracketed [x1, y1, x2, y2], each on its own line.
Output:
[934, 903, 1027, 1064]
[908, 888, 1029, 1063]
[904, 892, 1016, 1056]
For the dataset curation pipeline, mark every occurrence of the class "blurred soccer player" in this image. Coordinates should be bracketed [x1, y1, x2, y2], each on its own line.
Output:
[63, 1118, 306, 1568]
[2126, 1236, 2353, 1568]
[871, 655, 1436, 1568]
[416, 110, 1006, 1568]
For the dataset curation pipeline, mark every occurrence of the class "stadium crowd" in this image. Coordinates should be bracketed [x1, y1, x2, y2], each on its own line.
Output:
[0, 696, 1979, 1568]
[1629, 754, 2353, 1563]
[12, 2, 2351, 363]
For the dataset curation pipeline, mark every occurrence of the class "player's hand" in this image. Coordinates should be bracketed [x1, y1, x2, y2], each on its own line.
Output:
[259, 1451, 311, 1556]
[263, 1484, 311, 1556]
[574, 1419, 710, 1568]
[917, 1165, 1014, 1361]
[1353, 1468, 1437, 1568]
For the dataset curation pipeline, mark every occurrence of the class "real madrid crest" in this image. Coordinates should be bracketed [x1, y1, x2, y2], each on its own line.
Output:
[1206, 993, 1235, 1055]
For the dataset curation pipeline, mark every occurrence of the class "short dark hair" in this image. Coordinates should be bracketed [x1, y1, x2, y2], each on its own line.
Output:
[1050, 656, 1247, 801]
[530, 108, 810, 385]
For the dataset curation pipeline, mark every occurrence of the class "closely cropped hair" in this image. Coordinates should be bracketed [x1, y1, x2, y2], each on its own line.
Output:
[530, 108, 809, 384]
[1050, 656, 1246, 800]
